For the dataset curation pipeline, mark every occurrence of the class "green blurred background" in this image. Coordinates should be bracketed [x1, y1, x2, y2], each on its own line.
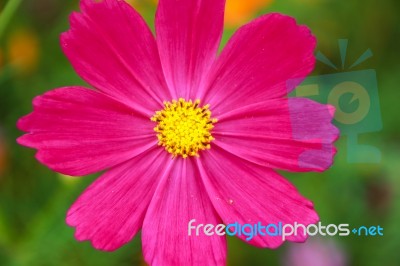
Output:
[0, 0, 399, 265]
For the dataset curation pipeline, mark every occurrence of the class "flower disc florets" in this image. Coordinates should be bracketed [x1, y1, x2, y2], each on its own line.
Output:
[151, 98, 217, 158]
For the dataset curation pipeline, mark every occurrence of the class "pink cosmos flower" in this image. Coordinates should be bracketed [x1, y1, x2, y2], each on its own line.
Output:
[17, 0, 339, 265]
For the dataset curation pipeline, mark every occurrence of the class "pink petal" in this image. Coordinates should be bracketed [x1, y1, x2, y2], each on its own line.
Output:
[61, 0, 171, 114]
[197, 147, 319, 248]
[67, 148, 173, 251]
[155, 0, 225, 99]
[17, 87, 156, 176]
[142, 158, 227, 266]
[213, 98, 339, 172]
[201, 13, 316, 114]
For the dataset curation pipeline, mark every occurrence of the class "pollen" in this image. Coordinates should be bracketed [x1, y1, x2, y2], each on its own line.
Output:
[151, 98, 217, 158]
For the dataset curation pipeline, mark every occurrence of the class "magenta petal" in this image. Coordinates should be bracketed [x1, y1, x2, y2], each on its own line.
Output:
[155, 0, 225, 99]
[202, 13, 316, 113]
[67, 148, 173, 251]
[61, 0, 171, 114]
[142, 158, 227, 266]
[197, 147, 319, 248]
[213, 98, 339, 172]
[17, 87, 156, 176]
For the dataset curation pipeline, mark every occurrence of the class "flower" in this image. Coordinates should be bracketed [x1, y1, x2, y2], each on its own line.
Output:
[283, 238, 347, 266]
[17, 0, 339, 265]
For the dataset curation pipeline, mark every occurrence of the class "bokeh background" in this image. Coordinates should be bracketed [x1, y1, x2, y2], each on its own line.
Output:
[0, 0, 399, 265]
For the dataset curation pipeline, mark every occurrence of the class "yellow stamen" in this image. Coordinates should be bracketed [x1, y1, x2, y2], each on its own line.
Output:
[151, 98, 217, 158]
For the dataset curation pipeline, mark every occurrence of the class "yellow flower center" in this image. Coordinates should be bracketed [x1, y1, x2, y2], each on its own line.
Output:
[151, 98, 217, 158]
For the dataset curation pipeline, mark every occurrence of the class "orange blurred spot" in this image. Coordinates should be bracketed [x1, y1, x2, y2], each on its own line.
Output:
[7, 28, 40, 74]
[141, 0, 273, 27]
[225, 0, 274, 27]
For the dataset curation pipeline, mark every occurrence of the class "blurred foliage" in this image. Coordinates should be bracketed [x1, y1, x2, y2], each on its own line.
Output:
[0, 0, 400, 265]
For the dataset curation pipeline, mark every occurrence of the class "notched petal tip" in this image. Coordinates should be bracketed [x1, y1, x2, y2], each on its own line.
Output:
[325, 104, 341, 143]
[16, 134, 35, 149]
[66, 205, 131, 252]
[16, 115, 30, 132]
[267, 13, 317, 60]
[71, 225, 123, 252]
[327, 104, 336, 118]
